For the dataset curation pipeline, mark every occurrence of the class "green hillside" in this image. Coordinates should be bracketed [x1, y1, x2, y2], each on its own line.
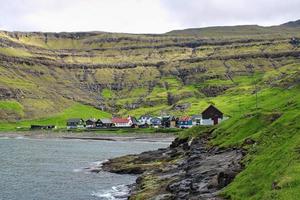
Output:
[0, 19, 300, 198]
[0, 21, 299, 129]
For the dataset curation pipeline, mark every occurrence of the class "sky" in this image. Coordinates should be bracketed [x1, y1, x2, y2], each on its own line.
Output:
[0, 0, 300, 33]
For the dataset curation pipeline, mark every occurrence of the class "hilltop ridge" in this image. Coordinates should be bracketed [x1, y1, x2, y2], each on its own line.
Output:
[0, 19, 299, 127]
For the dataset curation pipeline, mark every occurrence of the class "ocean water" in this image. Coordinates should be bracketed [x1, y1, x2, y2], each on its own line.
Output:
[0, 137, 169, 200]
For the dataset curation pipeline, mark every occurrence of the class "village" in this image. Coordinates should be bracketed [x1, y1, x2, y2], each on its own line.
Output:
[64, 105, 228, 130]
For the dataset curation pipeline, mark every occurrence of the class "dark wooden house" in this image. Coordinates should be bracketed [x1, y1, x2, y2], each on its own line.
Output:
[30, 125, 55, 130]
[66, 118, 85, 129]
[96, 119, 113, 128]
[201, 105, 223, 125]
[161, 116, 177, 128]
[86, 118, 97, 128]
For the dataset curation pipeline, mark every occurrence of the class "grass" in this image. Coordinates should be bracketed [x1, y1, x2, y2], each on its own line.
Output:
[0, 100, 23, 114]
[219, 110, 300, 199]
[101, 88, 113, 99]
[0, 103, 111, 130]
[0, 47, 32, 57]
[173, 80, 300, 199]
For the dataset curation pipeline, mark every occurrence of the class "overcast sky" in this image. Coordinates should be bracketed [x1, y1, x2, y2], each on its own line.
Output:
[1, 0, 300, 33]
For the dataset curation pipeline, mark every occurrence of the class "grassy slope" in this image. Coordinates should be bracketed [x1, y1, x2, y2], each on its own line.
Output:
[0, 103, 111, 130]
[178, 82, 300, 199]
[215, 88, 300, 199]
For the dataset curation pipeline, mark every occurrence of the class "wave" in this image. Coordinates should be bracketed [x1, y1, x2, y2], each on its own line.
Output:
[92, 160, 109, 167]
[73, 159, 109, 173]
[91, 184, 130, 200]
[72, 168, 83, 173]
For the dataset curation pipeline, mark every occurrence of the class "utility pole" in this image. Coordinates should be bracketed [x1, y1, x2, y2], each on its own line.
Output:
[253, 74, 258, 112]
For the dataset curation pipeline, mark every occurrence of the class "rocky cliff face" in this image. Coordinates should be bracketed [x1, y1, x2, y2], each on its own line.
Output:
[0, 25, 300, 120]
[102, 131, 245, 200]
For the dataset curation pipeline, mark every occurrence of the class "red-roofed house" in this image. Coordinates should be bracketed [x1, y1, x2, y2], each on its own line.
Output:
[112, 116, 134, 128]
[178, 116, 193, 128]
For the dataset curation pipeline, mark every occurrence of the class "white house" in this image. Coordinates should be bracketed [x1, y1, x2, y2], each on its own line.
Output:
[112, 116, 134, 128]
[138, 115, 153, 126]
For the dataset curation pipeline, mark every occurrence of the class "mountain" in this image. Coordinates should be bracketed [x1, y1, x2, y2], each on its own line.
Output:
[281, 19, 300, 27]
[0, 21, 299, 124]
[0, 20, 300, 198]
[167, 20, 300, 36]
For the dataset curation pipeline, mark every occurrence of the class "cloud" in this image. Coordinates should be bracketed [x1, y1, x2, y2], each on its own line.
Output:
[160, 0, 300, 28]
[0, 0, 178, 33]
[0, 0, 299, 33]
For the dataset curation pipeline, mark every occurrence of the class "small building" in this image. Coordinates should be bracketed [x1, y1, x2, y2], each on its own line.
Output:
[67, 118, 85, 129]
[30, 125, 55, 130]
[161, 116, 177, 128]
[112, 116, 135, 128]
[191, 115, 202, 126]
[86, 118, 97, 128]
[201, 105, 224, 125]
[169, 116, 177, 128]
[150, 117, 162, 128]
[97, 118, 113, 128]
[178, 116, 193, 128]
[139, 115, 153, 126]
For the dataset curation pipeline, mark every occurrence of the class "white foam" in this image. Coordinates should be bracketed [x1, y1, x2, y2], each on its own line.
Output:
[72, 168, 83, 173]
[92, 159, 109, 167]
[73, 159, 109, 173]
[91, 184, 130, 200]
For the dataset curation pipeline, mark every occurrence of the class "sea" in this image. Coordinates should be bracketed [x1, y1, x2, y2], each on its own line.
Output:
[0, 136, 170, 200]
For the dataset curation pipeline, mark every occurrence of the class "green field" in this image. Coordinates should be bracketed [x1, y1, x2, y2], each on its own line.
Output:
[0, 103, 111, 131]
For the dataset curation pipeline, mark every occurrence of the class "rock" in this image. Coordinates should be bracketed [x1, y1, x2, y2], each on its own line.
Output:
[217, 170, 237, 189]
[172, 103, 191, 111]
[103, 134, 244, 200]
[272, 181, 281, 190]
[88, 168, 101, 173]
[0, 87, 22, 99]
[153, 194, 174, 200]
[207, 175, 219, 189]
[170, 137, 188, 148]
[201, 85, 230, 97]
[243, 138, 256, 145]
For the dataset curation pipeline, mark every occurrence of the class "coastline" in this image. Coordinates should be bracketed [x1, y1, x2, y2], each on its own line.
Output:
[0, 131, 175, 143]
[101, 133, 244, 199]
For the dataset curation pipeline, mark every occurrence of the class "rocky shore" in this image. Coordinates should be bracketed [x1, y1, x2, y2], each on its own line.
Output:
[102, 132, 245, 200]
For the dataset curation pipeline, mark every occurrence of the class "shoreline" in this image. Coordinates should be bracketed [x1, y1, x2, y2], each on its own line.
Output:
[102, 134, 244, 199]
[0, 131, 175, 143]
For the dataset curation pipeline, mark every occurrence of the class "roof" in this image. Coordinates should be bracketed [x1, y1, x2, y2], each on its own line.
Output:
[67, 118, 83, 123]
[86, 118, 97, 122]
[162, 115, 176, 121]
[130, 117, 139, 124]
[191, 115, 202, 120]
[100, 118, 112, 124]
[201, 105, 223, 115]
[112, 117, 130, 123]
[140, 115, 152, 119]
[179, 116, 192, 121]
[151, 117, 162, 121]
